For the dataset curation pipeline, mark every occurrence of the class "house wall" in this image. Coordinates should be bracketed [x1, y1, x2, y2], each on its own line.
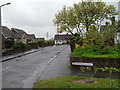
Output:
[27, 39, 32, 43]
[115, 32, 120, 43]
[22, 34, 27, 44]
[55, 40, 67, 44]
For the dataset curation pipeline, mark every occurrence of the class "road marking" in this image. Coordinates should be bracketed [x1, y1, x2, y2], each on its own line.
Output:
[11, 85, 14, 87]
[48, 55, 57, 65]
[0, 66, 12, 72]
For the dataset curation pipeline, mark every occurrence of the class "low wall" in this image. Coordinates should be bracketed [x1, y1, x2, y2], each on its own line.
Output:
[2, 49, 27, 56]
[70, 57, 120, 68]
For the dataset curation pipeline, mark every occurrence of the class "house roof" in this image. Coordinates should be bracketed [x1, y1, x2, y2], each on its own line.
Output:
[11, 28, 27, 39]
[27, 34, 36, 39]
[35, 38, 45, 41]
[54, 34, 72, 40]
[2, 26, 14, 39]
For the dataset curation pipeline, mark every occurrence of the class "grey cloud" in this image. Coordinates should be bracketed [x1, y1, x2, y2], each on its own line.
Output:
[1, 0, 119, 39]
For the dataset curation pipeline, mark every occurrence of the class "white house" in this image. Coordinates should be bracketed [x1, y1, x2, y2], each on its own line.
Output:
[115, 30, 120, 43]
[54, 34, 72, 44]
[115, 1, 120, 43]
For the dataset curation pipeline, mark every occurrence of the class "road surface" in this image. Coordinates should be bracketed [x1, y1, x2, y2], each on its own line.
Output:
[2, 45, 75, 88]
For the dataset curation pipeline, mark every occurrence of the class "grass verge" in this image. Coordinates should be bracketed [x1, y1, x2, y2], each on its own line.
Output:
[33, 76, 119, 88]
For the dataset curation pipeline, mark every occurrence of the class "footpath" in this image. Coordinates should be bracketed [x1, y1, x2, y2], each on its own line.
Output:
[2, 48, 42, 62]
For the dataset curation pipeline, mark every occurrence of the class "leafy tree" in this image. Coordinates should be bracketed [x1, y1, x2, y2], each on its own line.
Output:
[101, 17, 118, 46]
[53, 0, 118, 36]
[82, 25, 104, 48]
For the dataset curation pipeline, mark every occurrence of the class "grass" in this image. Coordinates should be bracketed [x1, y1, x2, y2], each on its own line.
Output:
[71, 53, 119, 58]
[33, 76, 119, 88]
[70, 47, 120, 58]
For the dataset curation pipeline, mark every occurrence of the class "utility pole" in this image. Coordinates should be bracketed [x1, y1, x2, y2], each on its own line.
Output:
[118, 1, 120, 21]
[0, 6, 2, 61]
[46, 32, 49, 40]
[0, 2, 11, 61]
[0, 2, 11, 90]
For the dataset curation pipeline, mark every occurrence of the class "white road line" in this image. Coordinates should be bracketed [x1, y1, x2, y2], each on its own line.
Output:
[0, 66, 12, 72]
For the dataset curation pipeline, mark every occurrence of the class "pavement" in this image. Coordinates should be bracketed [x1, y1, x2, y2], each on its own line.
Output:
[2, 48, 43, 62]
[2, 45, 74, 88]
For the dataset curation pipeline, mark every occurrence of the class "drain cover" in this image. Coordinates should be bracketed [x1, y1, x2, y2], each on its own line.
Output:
[85, 80, 95, 84]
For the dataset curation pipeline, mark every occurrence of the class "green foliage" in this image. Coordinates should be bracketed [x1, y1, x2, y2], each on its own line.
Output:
[53, 1, 118, 35]
[83, 29, 105, 48]
[37, 41, 45, 47]
[70, 33, 83, 45]
[93, 67, 100, 73]
[13, 42, 26, 50]
[4, 40, 14, 49]
[71, 46, 119, 58]
[79, 66, 120, 74]
[80, 67, 86, 72]
[27, 42, 38, 49]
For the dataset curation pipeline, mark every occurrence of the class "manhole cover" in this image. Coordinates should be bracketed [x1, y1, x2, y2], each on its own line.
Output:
[85, 80, 95, 84]
[16, 60, 19, 61]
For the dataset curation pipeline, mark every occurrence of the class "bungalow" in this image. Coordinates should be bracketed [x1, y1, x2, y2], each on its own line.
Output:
[2, 26, 14, 49]
[27, 34, 36, 43]
[35, 38, 45, 42]
[2, 26, 14, 40]
[11, 28, 28, 44]
[54, 34, 72, 44]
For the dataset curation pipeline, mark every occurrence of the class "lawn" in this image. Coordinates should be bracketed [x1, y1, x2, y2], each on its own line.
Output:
[33, 76, 119, 88]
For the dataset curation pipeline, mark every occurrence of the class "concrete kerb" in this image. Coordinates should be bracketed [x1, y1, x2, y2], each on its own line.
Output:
[1, 49, 41, 62]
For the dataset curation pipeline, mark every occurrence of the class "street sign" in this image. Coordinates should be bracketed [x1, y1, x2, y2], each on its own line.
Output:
[72, 62, 93, 66]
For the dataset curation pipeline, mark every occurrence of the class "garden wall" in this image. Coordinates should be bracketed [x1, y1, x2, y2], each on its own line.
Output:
[70, 57, 120, 68]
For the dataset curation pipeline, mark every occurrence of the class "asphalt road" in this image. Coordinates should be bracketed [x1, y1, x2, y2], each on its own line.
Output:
[2, 45, 75, 88]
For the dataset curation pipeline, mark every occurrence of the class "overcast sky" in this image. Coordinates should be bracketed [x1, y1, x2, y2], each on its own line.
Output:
[0, 0, 120, 40]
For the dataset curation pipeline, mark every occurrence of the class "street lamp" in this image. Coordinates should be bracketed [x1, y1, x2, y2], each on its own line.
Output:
[0, 2, 11, 61]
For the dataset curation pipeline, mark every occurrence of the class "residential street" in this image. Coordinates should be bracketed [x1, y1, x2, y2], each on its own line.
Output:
[2, 45, 76, 88]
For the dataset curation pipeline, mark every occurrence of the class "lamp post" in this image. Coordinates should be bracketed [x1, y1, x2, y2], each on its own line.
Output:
[0, 2, 11, 61]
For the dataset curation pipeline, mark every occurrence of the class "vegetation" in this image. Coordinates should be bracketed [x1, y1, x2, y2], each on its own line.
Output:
[33, 76, 119, 88]
[71, 45, 120, 58]
[37, 41, 45, 47]
[4, 40, 14, 49]
[53, 0, 118, 36]
[27, 42, 39, 49]
[79, 67, 120, 74]
[13, 42, 26, 50]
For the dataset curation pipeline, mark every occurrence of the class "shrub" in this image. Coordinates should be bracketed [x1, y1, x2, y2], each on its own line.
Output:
[13, 42, 26, 50]
[71, 45, 119, 58]
[37, 41, 45, 47]
[27, 42, 38, 49]
[4, 40, 14, 49]
[46, 40, 54, 46]
[100, 46, 117, 54]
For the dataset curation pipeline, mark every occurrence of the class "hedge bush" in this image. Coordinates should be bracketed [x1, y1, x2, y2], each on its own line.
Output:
[71, 46, 119, 58]
[13, 42, 26, 50]
[4, 40, 14, 49]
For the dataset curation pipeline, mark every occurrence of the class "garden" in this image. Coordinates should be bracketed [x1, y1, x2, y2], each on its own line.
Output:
[2, 40, 54, 56]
